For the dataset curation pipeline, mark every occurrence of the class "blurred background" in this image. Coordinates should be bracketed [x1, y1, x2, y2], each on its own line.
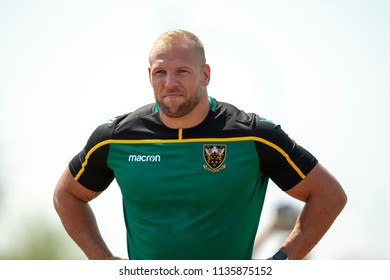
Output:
[1, 0, 389, 259]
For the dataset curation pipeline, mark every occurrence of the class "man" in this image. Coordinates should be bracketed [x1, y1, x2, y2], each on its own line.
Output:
[53, 29, 347, 260]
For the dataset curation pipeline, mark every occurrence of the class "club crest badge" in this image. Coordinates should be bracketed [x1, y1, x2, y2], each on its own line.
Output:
[203, 144, 227, 172]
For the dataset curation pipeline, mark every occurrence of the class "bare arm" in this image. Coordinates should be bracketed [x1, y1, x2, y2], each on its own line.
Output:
[53, 167, 117, 259]
[279, 163, 347, 259]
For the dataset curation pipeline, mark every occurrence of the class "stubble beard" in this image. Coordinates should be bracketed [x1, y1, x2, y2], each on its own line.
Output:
[155, 88, 202, 118]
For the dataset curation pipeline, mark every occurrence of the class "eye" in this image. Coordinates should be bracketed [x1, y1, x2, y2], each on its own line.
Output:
[177, 69, 190, 74]
[153, 69, 166, 76]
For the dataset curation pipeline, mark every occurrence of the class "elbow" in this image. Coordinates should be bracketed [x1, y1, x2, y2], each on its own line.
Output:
[53, 184, 63, 214]
[340, 188, 348, 210]
[333, 184, 348, 215]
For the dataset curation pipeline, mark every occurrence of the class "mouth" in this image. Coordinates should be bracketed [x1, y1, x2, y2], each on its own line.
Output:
[163, 91, 184, 100]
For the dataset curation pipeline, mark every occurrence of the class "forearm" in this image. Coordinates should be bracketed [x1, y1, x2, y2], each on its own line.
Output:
[280, 207, 333, 259]
[281, 188, 346, 259]
[279, 163, 347, 260]
[53, 186, 114, 260]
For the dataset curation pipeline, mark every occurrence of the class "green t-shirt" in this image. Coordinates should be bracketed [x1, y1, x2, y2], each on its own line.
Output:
[69, 97, 317, 259]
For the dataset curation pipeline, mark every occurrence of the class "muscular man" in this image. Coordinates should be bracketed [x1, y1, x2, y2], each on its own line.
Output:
[53, 29, 347, 260]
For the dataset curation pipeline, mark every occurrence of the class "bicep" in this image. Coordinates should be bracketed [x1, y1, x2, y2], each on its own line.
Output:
[55, 167, 102, 203]
[286, 162, 346, 203]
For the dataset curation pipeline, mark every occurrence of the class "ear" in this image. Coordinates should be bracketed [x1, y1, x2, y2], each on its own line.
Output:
[148, 67, 152, 84]
[202, 64, 211, 86]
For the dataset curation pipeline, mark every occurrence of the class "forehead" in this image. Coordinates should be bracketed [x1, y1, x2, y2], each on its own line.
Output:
[149, 44, 202, 68]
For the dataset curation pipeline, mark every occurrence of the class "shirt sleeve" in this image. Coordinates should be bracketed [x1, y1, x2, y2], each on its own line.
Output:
[254, 118, 318, 191]
[68, 120, 116, 192]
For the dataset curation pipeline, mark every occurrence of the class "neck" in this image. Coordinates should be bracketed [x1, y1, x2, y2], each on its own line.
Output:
[159, 94, 210, 129]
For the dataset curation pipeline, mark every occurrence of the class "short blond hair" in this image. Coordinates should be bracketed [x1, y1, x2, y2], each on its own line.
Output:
[149, 29, 206, 65]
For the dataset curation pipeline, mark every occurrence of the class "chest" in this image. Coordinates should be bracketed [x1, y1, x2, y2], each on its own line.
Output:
[107, 140, 263, 207]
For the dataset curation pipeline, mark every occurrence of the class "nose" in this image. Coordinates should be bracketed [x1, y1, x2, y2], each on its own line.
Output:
[164, 72, 178, 89]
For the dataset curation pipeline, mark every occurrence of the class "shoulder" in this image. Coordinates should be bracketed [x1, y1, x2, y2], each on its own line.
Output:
[213, 98, 278, 135]
[213, 99, 254, 120]
[90, 103, 157, 142]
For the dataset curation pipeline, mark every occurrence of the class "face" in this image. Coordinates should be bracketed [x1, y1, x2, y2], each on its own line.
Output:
[148, 44, 210, 118]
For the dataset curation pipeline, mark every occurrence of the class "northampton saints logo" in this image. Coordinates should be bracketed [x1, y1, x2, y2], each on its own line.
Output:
[203, 144, 227, 172]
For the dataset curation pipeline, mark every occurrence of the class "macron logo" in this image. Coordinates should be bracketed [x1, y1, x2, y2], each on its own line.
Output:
[128, 154, 161, 162]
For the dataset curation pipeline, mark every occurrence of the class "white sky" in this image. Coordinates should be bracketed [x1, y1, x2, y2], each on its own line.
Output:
[1, 0, 389, 259]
